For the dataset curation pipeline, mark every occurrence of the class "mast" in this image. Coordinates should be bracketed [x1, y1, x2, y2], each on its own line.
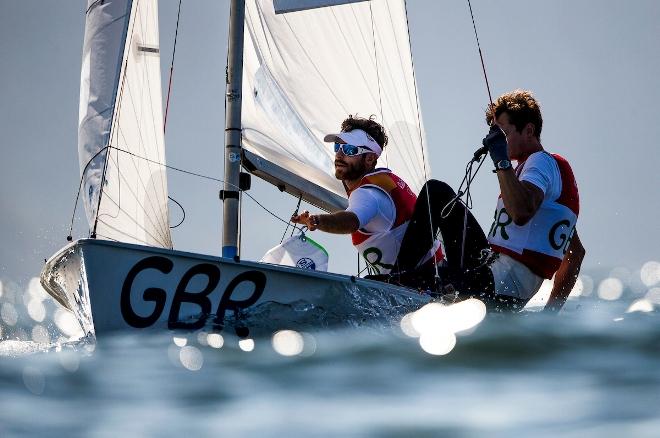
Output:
[222, 0, 246, 258]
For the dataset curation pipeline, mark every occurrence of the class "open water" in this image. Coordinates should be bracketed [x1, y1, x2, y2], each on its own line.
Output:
[1, 263, 660, 437]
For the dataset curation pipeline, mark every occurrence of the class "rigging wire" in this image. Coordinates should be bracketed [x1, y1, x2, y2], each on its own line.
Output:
[440, 0, 495, 269]
[164, 0, 183, 133]
[403, 0, 440, 282]
[467, 0, 494, 107]
[91, 0, 147, 239]
[67, 145, 303, 241]
[368, 2, 386, 168]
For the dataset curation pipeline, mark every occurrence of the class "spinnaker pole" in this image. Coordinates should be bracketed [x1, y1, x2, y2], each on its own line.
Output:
[222, 0, 246, 258]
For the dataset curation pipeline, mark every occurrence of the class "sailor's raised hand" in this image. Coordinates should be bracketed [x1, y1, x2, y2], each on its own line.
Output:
[482, 124, 509, 166]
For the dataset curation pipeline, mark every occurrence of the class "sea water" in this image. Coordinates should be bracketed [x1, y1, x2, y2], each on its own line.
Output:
[1, 263, 660, 437]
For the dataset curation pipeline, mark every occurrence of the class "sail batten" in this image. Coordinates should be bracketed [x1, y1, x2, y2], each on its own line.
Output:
[78, 0, 171, 248]
[242, 0, 430, 208]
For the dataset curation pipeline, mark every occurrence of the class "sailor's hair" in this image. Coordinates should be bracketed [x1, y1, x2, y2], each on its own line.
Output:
[486, 90, 543, 139]
[340, 115, 388, 150]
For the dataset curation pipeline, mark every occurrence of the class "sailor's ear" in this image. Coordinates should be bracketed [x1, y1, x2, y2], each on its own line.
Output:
[524, 122, 535, 137]
[365, 153, 378, 168]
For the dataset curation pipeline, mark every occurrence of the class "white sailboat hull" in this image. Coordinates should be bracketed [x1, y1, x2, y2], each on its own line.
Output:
[41, 239, 430, 337]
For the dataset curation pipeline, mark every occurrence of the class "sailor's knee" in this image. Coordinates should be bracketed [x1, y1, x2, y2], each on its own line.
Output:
[423, 180, 456, 199]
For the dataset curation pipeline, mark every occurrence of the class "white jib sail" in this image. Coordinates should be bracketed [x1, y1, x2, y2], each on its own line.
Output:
[242, 0, 430, 204]
[78, 0, 171, 248]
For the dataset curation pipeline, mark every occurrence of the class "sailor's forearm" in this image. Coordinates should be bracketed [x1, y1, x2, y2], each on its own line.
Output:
[496, 169, 538, 225]
[545, 232, 585, 313]
[315, 211, 360, 234]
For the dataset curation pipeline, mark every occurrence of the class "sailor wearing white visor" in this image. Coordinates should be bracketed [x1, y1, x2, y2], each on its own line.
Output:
[291, 115, 444, 277]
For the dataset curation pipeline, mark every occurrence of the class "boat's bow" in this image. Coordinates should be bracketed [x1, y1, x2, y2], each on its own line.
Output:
[40, 241, 94, 336]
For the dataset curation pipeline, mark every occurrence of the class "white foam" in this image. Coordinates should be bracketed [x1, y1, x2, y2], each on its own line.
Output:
[626, 299, 654, 313]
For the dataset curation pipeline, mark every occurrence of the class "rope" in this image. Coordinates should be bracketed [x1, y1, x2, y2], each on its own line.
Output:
[164, 0, 183, 133]
[168, 195, 185, 228]
[438, 150, 486, 269]
[440, 154, 486, 219]
[280, 193, 303, 244]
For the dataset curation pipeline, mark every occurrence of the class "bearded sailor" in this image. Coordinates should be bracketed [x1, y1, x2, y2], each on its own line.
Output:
[291, 115, 444, 278]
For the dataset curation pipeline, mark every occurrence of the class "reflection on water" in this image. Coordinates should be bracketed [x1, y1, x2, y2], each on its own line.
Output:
[206, 333, 224, 349]
[272, 330, 305, 356]
[641, 261, 660, 286]
[1, 262, 660, 435]
[238, 338, 255, 352]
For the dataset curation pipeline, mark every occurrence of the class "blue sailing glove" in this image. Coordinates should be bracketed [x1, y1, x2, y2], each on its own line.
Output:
[482, 125, 509, 165]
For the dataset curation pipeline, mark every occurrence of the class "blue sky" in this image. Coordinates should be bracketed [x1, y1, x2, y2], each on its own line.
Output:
[1, 0, 658, 284]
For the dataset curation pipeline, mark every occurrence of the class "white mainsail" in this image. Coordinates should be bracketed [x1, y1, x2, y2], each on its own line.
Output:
[241, 0, 430, 209]
[78, 0, 171, 248]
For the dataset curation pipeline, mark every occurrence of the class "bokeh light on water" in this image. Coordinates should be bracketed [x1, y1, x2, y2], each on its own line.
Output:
[641, 261, 660, 287]
[31, 325, 50, 344]
[399, 313, 419, 337]
[27, 299, 46, 323]
[419, 331, 456, 356]
[526, 274, 590, 308]
[196, 331, 208, 346]
[25, 278, 48, 323]
[645, 287, 660, 305]
[402, 298, 486, 356]
[526, 279, 552, 307]
[58, 351, 80, 372]
[576, 274, 594, 297]
[598, 277, 624, 301]
[27, 277, 48, 301]
[22, 366, 45, 395]
[179, 346, 203, 371]
[609, 266, 632, 286]
[272, 330, 304, 356]
[239, 338, 255, 352]
[172, 336, 187, 347]
[54, 308, 83, 338]
[167, 344, 182, 367]
[206, 333, 224, 349]
[2, 302, 18, 326]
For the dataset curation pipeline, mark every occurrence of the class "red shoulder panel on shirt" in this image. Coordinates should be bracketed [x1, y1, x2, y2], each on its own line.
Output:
[552, 154, 580, 215]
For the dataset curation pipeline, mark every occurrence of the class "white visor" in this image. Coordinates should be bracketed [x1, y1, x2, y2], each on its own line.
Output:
[323, 129, 383, 157]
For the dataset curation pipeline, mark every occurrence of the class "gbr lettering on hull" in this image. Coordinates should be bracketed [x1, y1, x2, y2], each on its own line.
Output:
[120, 256, 267, 330]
